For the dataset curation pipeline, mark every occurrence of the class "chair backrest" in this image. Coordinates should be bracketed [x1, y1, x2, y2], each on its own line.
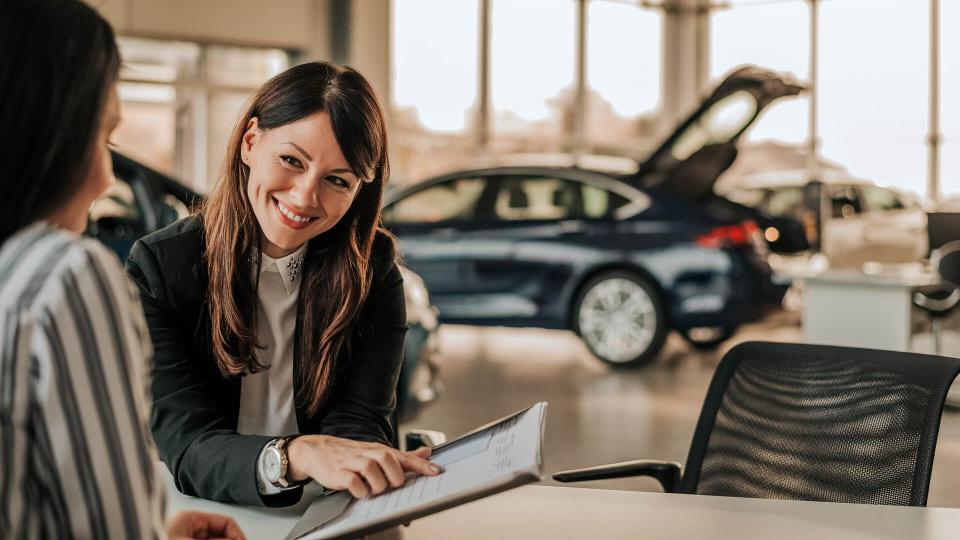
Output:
[679, 341, 960, 506]
[927, 212, 960, 257]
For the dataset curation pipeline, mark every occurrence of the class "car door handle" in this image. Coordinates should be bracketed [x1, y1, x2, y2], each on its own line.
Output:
[430, 227, 457, 239]
[559, 220, 583, 234]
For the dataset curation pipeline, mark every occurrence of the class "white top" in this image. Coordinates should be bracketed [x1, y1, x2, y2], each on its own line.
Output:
[236, 243, 307, 495]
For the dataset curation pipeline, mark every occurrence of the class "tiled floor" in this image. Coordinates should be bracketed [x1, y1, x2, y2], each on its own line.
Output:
[402, 311, 960, 508]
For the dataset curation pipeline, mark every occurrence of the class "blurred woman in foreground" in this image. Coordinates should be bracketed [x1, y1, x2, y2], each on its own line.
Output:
[0, 0, 243, 537]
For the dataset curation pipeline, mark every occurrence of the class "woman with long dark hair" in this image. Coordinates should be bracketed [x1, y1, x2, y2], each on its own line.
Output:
[127, 61, 440, 506]
[0, 0, 243, 537]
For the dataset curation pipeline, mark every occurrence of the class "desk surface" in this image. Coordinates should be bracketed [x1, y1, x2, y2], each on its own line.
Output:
[162, 467, 960, 539]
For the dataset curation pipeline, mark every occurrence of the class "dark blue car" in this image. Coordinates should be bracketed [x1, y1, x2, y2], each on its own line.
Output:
[382, 66, 807, 367]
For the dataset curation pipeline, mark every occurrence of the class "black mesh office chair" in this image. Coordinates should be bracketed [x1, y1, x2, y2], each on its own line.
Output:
[915, 240, 960, 355]
[554, 341, 960, 506]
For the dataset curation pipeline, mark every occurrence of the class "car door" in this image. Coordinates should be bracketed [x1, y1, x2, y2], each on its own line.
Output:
[465, 173, 635, 324]
[857, 185, 928, 263]
[381, 175, 496, 316]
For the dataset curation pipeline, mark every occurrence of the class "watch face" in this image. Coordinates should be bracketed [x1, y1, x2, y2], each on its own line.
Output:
[264, 448, 282, 483]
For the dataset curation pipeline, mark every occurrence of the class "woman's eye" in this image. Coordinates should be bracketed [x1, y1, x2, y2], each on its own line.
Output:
[280, 155, 302, 168]
[328, 176, 350, 189]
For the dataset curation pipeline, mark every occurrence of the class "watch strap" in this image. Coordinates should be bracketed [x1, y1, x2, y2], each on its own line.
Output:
[274, 435, 310, 489]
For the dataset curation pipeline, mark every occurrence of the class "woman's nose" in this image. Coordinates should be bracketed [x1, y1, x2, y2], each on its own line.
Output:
[289, 173, 321, 208]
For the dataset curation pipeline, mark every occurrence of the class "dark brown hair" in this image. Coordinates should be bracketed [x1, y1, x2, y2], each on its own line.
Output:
[0, 0, 120, 244]
[201, 62, 392, 416]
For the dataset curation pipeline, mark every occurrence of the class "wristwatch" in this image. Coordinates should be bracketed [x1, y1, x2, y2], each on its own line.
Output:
[263, 435, 302, 489]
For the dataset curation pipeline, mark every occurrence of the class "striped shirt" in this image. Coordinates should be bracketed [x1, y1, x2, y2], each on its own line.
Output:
[0, 223, 165, 539]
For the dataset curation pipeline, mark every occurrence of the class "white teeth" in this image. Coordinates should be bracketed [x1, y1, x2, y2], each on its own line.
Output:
[276, 200, 313, 224]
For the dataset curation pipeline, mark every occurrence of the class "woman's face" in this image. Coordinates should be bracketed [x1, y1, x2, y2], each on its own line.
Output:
[88, 84, 120, 194]
[242, 111, 362, 258]
[62, 83, 120, 234]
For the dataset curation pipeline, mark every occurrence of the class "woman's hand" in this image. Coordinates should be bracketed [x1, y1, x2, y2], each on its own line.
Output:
[167, 511, 245, 540]
[287, 435, 442, 498]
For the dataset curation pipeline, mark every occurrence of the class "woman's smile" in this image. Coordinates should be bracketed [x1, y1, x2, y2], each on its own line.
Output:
[273, 197, 316, 230]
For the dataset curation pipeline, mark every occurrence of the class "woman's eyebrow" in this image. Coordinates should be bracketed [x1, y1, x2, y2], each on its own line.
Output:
[282, 141, 313, 161]
[329, 168, 357, 177]
[281, 141, 356, 177]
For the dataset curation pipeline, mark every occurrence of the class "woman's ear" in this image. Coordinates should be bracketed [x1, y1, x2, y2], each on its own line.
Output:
[240, 117, 260, 165]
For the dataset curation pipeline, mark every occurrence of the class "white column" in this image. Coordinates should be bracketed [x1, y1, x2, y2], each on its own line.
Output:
[806, 0, 820, 182]
[928, 0, 942, 203]
[347, 0, 391, 108]
[660, 0, 712, 132]
[476, 0, 491, 148]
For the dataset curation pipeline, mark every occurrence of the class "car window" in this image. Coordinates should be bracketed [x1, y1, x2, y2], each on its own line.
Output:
[766, 187, 805, 220]
[828, 185, 862, 219]
[670, 91, 759, 162]
[581, 183, 630, 219]
[383, 177, 486, 224]
[492, 176, 626, 221]
[861, 185, 906, 213]
[724, 188, 767, 209]
[89, 179, 146, 234]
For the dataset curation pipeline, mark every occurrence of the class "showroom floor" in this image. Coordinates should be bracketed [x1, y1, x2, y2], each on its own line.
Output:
[402, 311, 960, 508]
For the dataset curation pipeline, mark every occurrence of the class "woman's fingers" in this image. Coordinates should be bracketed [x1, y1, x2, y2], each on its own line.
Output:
[409, 446, 432, 459]
[290, 435, 443, 499]
[367, 448, 405, 488]
[354, 456, 389, 495]
[397, 449, 442, 476]
[342, 472, 370, 499]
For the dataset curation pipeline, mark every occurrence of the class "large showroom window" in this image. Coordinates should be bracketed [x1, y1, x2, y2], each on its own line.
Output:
[115, 37, 289, 192]
[711, 0, 809, 147]
[390, 0, 661, 183]
[819, 0, 929, 195]
[391, 0, 480, 183]
[489, 0, 576, 151]
[942, 0, 960, 197]
[585, 0, 660, 156]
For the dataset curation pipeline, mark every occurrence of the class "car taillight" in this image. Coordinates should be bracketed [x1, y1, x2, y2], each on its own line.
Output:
[696, 221, 760, 249]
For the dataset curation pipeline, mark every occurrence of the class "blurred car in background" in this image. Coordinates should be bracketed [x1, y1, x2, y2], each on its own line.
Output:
[721, 169, 928, 269]
[383, 66, 806, 367]
[89, 152, 441, 422]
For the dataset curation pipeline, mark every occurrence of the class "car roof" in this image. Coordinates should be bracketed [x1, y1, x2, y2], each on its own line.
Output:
[722, 168, 873, 192]
[434, 153, 641, 177]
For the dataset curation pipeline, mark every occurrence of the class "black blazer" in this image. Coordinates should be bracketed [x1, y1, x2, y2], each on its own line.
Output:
[126, 216, 406, 507]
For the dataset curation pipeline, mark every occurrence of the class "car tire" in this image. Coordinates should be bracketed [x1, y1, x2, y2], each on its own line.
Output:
[679, 326, 737, 350]
[573, 271, 667, 368]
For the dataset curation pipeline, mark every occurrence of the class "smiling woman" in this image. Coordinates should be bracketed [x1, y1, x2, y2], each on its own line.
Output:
[241, 112, 364, 254]
[125, 62, 441, 508]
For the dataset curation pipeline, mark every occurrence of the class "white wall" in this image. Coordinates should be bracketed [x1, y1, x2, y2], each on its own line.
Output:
[85, 0, 329, 52]
[347, 0, 391, 107]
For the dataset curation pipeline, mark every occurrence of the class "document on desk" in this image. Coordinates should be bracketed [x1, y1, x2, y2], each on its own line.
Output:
[286, 401, 547, 540]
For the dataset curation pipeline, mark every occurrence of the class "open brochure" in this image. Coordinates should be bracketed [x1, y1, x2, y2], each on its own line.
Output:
[285, 402, 548, 540]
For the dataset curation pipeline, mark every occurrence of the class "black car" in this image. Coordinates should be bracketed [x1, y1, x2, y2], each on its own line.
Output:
[89, 152, 441, 421]
[383, 66, 807, 367]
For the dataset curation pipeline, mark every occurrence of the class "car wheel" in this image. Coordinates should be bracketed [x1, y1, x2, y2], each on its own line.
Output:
[679, 326, 737, 350]
[574, 271, 667, 368]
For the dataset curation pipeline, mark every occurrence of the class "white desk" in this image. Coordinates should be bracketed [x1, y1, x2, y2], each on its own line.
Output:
[162, 466, 960, 539]
[803, 268, 939, 351]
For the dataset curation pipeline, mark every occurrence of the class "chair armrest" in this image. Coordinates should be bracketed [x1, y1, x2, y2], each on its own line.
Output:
[552, 459, 682, 493]
[913, 288, 960, 314]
